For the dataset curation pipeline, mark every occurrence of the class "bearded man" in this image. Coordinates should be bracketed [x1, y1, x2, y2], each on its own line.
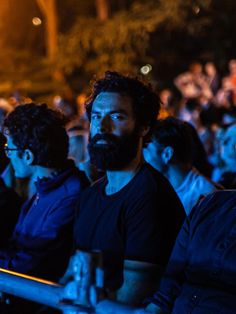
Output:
[71, 72, 185, 304]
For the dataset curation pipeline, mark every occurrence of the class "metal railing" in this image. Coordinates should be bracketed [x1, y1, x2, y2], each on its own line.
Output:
[0, 251, 104, 314]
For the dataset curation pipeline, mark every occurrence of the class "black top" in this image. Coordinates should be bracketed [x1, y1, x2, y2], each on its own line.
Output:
[0, 178, 22, 249]
[74, 163, 185, 289]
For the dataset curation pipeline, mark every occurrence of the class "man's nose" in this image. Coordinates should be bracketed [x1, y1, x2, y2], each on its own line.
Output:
[99, 115, 113, 133]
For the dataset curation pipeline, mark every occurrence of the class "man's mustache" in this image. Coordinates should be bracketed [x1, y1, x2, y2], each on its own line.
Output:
[90, 133, 119, 146]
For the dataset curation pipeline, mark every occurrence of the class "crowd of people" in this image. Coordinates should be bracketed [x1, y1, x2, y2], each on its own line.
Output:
[158, 59, 236, 189]
[0, 67, 235, 314]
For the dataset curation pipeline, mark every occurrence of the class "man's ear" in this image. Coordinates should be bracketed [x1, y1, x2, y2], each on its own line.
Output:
[162, 146, 174, 164]
[23, 149, 34, 165]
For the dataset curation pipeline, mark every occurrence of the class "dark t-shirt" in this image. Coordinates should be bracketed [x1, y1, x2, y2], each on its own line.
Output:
[74, 163, 185, 289]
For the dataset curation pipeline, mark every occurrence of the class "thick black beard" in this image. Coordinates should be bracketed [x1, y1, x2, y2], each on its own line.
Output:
[88, 131, 140, 171]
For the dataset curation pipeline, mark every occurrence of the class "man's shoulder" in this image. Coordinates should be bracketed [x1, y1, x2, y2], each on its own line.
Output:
[201, 190, 236, 204]
[138, 163, 177, 193]
[191, 190, 236, 219]
[120, 163, 184, 214]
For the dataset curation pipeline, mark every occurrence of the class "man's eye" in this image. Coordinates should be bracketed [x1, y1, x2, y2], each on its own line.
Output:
[111, 114, 125, 120]
[91, 114, 100, 120]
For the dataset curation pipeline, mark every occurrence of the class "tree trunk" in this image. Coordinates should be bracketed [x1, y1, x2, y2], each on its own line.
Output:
[37, 0, 58, 62]
[0, 1, 11, 36]
[95, 0, 109, 22]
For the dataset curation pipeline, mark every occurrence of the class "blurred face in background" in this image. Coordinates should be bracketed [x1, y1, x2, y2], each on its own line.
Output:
[143, 140, 167, 173]
[67, 130, 89, 164]
[220, 124, 236, 170]
[205, 62, 217, 76]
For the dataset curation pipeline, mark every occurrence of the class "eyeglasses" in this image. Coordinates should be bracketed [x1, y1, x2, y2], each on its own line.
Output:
[4, 144, 21, 157]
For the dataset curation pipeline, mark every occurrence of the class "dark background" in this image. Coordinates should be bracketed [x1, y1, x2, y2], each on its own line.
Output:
[0, 0, 235, 97]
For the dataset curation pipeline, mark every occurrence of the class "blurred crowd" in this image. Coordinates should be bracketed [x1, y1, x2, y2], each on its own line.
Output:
[158, 59, 236, 189]
[0, 60, 236, 196]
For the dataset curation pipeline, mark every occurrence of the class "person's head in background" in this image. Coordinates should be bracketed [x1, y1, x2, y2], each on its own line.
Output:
[205, 62, 217, 77]
[179, 97, 201, 130]
[67, 126, 89, 165]
[159, 88, 176, 118]
[0, 99, 13, 178]
[53, 96, 78, 122]
[184, 121, 213, 177]
[143, 117, 193, 175]
[0, 132, 9, 174]
[189, 62, 203, 76]
[67, 126, 100, 182]
[0, 98, 13, 132]
[220, 123, 236, 172]
[143, 116, 218, 178]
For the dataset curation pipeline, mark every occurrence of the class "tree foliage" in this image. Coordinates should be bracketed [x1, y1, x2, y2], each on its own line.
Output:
[1, 0, 236, 95]
[57, 0, 212, 79]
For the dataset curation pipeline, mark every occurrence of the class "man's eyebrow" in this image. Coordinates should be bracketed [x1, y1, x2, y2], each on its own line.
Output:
[91, 109, 128, 115]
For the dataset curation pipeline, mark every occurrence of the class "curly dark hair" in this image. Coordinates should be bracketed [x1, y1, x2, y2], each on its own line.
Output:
[86, 71, 160, 144]
[4, 103, 69, 169]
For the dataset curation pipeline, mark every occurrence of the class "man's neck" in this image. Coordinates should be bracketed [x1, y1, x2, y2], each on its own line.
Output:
[165, 164, 191, 190]
[105, 154, 143, 195]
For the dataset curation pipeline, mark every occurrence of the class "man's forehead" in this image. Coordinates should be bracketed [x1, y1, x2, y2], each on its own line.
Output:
[92, 92, 133, 112]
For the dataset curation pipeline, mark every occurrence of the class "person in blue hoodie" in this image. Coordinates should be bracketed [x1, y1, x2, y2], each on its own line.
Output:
[1, 103, 88, 281]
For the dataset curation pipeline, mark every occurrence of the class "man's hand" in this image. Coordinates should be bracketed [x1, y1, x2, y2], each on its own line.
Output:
[59, 255, 75, 284]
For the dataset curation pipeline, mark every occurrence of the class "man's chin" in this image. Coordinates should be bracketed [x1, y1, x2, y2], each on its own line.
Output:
[15, 175, 25, 179]
[93, 143, 110, 149]
[90, 155, 134, 171]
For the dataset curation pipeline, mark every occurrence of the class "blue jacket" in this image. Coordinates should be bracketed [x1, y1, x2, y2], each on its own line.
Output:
[0, 161, 88, 281]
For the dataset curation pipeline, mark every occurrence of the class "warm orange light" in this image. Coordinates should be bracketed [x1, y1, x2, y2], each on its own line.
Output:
[32, 17, 42, 26]
[0, 268, 60, 286]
